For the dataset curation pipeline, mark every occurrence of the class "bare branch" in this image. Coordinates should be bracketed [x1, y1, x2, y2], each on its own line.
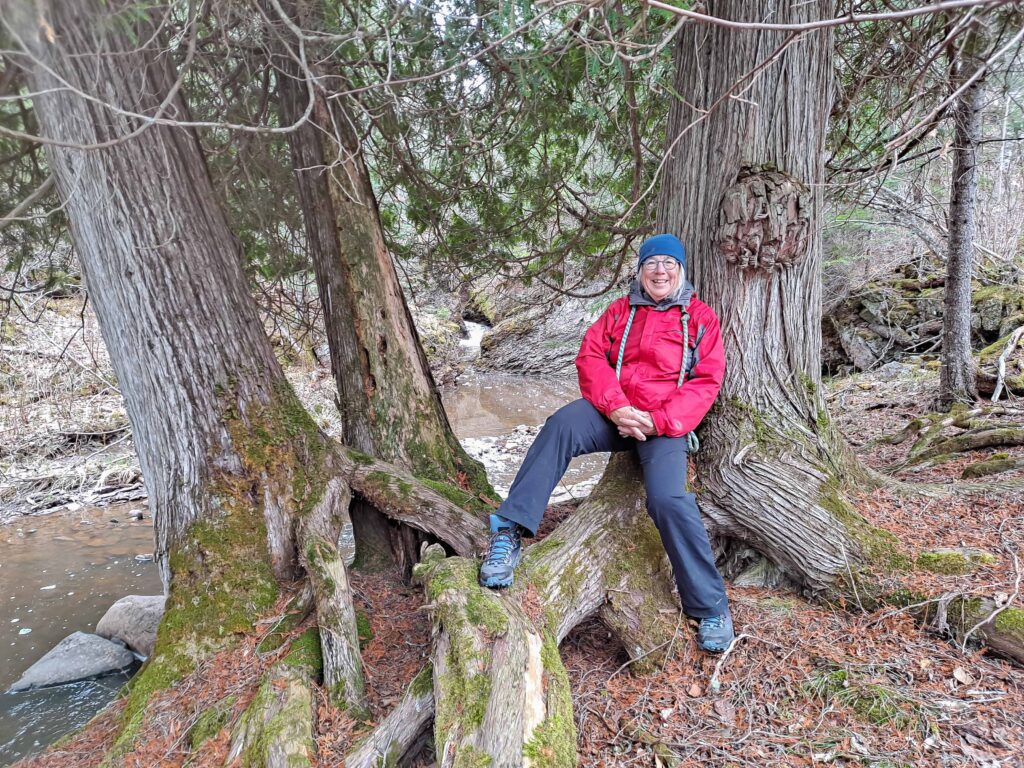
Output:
[644, 0, 1014, 33]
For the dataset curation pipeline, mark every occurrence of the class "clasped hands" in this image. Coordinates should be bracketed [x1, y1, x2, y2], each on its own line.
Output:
[609, 406, 656, 441]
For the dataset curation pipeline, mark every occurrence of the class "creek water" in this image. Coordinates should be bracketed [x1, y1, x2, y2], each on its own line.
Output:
[0, 505, 161, 763]
[0, 363, 606, 764]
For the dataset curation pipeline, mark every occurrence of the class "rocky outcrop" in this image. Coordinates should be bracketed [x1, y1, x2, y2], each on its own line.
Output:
[96, 594, 165, 657]
[473, 279, 624, 376]
[9, 631, 135, 691]
[824, 275, 1024, 373]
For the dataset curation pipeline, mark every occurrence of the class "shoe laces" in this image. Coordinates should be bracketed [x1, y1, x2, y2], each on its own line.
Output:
[486, 529, 519, 564]
[701, 615, 726, 630]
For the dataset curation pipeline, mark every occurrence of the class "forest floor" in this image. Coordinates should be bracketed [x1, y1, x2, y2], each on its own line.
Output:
[4, 297, 1024, 767]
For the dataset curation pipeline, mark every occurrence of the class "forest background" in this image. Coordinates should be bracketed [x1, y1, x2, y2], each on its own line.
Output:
[1, 0, 1024, 766]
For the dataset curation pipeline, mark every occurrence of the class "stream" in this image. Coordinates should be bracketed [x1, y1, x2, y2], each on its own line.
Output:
[0, 346, 606, 763]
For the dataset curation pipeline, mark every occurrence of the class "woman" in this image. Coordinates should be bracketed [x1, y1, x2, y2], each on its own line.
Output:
[478, 233, 734, 653]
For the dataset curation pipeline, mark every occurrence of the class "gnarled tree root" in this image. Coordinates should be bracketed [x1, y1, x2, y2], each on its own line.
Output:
[298, 474, 368, 714]
[341, 449, 489, 557]
[411, 456, 683, 767]
[226, 661, 317, 767]
[346, 665, 434, 768]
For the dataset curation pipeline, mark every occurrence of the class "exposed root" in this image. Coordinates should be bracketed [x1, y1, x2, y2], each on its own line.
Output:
[343, 450, 488, 557]
[298, 476, 367, 715]
[962, 454, 1024, 478]
[910, 426, 1024, 465]
[345, 665, 434, 768]
[226, 662, 317, 767]
[414, 545, 576, 768]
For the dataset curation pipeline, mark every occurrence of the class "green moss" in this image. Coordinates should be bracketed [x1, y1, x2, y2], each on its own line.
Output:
[420, 477, 493, 516]
[422, 557, 479, 603]
[257, 590, 313, 654]
[815, 407, 830, 433]
[467, 288, 498, 324]
[819, 479, 912, 574]
[603, 518, 669, 588]
[453, 746, 493, 768]
[282, 628, 323, 677]
[523, 632, 576, 767]
[108, 504, 279, 758]
[980, 332, 1017, 361]
[356, 611, 374, 648]
[803, 666, 915, 728]
[466, 591, 510, 635]
[798, 371, 818, 396]
[729, 398, 779, 450]
[188, 695, 237, 749]
[410, 662, 434, 698]
[246, 668, 317, 767]
[883, 588, 928, 609]
[224, 380, 329, 518]
[346, 448, 375, 466]
[759, 596, 799, 613]
[993, 607, 1024, 634]
[915, 549, 996, 575]
[962, 456, 1023, 479]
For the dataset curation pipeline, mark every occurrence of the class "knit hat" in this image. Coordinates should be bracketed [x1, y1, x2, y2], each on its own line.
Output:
[637, 234, 686, 272]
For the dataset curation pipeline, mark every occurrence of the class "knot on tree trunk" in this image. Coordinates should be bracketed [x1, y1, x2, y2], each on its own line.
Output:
[716, 166, 809, 271]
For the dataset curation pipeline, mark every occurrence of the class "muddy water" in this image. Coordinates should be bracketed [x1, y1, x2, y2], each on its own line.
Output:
[0, 504, 161, 764]
[441, 372, 608, 500]
[0, 370, 604, 763]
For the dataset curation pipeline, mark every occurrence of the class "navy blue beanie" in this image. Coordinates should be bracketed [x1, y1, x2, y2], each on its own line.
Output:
[637, 234, 686, 272]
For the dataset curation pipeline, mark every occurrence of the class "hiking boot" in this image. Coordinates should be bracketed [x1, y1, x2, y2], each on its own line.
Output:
[479, 516, 522, 589]
[696, 613, 734, 653]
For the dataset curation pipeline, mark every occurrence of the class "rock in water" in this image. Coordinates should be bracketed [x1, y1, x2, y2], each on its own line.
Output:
[9, 632, 135, 691]
[96, 594, 165, 657]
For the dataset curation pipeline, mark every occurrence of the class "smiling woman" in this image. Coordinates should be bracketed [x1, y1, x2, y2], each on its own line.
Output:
[638, 233, 687, 304]
[478, 233, 736, 652]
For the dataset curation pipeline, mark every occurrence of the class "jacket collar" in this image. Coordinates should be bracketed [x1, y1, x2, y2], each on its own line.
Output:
[627, 278, 694, 311]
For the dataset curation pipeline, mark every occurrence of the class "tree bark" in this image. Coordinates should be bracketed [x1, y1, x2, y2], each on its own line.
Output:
[12, 0, 367, 730]
[270, 1, 493, 566]
[655, 0, 900, 598]
[939, 43, 983, 407]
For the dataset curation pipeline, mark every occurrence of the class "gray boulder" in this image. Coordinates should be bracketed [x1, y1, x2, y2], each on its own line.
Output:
[9, 632, 135, 692]
[96, 594, 165, 657]
[838, 326, 885, 371]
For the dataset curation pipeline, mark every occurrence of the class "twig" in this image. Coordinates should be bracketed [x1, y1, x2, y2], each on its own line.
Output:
[709, 632, 749, 693]
[992, 325, 1024, 402]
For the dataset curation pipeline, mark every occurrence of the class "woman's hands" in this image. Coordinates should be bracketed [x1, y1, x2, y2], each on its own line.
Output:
[609, 406, 657, 441]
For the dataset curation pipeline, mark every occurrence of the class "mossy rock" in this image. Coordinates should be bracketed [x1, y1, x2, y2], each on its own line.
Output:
[915, 548, 997, 575]
[466, 288, 499, 325]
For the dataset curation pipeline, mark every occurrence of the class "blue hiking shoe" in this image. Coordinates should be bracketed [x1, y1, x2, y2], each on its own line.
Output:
[696, 613, 734, 653]
[479, 515, 522, 589]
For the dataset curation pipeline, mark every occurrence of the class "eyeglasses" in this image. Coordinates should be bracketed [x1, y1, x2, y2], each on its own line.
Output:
[641, 258, 680, 272]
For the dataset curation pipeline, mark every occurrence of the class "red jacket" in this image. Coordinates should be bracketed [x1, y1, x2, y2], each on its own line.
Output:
[575, 294, 725, 438]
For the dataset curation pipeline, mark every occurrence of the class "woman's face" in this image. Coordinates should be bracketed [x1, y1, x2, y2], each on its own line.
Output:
[639, 257, 682, 303]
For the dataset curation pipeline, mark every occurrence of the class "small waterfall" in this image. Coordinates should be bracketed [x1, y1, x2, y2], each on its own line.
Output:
[458, 320, 488, 360]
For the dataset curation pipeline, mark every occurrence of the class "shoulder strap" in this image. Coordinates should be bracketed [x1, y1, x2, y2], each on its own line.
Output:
[614, 306, 637, 381]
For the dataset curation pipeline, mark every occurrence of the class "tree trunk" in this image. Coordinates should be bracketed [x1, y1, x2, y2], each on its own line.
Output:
[939, 48, 983, 407]
[13, 0, 366, 733]
[655, 1, 901, 599]
[270, 3, 493, 566]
